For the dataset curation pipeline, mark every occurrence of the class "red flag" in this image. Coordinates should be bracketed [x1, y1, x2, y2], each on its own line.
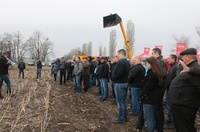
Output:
[176, 43, 186, 56]
[144, 47, 150, 55]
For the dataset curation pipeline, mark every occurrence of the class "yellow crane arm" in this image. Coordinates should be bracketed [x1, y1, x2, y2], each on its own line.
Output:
[119, 22, 133, 58]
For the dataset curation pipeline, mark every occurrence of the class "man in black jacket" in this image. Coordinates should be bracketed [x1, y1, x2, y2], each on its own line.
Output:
[0, 52, 11, 98]
[169, 48, 200, 132]
[165, 54, 178, 126]
[99, 57, 109, 101]
[59, 57, 67, 85]
[151, 48, 167, 132]
[112, 49, 130, 123]
[128, 57, 145, 116]
[18, 59, 26, 79]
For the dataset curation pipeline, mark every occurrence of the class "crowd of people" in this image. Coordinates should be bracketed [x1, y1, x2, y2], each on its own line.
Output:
[1, 47, 200, 132]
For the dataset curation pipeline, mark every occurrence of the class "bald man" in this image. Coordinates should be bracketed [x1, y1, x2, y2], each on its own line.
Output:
[128, 57, 145, 116]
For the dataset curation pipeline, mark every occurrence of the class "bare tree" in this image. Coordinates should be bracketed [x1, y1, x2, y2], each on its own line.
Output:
[13, 31, 28, 62]
[27, 30, 54, 61]
[126, 20, 135, 53]
[87, 41, 92, 56]
[99, 44, 103, 56]
[103, 47, 107, 56]
[109, 30, 117, 57]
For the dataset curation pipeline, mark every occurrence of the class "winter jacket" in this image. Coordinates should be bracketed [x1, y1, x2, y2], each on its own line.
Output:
[82, 60, 90, 75]
[18, 62, 26, 70]
[189, 67, 200, 75]
[59, 61, 67, 70]
[73, 60, 83, 75]
[52, 63, 59, 74]
[67, 62, 74, 73]
[36, 61, 42, 68]
[169, 60, 200, 108]
[99, 61, 109, 79]
[128, 63, 145, 88]
[112, 58, 130, 83]
[139, 69, 161, 105]
[0, 56, 9, 75]
[165, 62, 178, 90]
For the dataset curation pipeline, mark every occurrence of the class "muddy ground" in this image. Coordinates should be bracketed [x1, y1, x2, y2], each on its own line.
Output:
[0, 66, 200, 132]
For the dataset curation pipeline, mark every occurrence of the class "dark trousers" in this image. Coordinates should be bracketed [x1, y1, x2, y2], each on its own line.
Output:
[60, 70, 66, 84]
[83, 75, 89, 92]
[67, 71, 73, 81]
[171, 104, 197, 132]
[155, 87, 165, 132]
[19, 69, 24, 78]
[54, 74, 57, 81]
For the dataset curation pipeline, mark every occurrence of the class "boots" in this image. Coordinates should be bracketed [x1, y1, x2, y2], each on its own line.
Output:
[0, 91, 4, 99]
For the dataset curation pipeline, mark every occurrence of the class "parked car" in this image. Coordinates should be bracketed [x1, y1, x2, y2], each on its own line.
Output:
[28, 61, 35, 66]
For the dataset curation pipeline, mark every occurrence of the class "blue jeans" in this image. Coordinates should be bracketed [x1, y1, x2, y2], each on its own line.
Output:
[166, 92, 174, 123]
[130, 87, 142, 115]
[0, 74, 11, 91]
[74, 74, 81, 93]
[143, 104, 155, 132]
[114, 83, 128, 122]
[99, 78, 108, 100]
[37, 68, 42, 78]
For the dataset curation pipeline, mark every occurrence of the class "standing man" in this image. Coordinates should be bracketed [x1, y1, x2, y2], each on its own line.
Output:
[59, 57, 67, 85]
[82, 58, 90, 92]
[0, 52, 11, 97]
[73, 56, 83, 93]
[128, 57, 145, 116]
[151, 48, 167, 132]
[169, 48, 200, 132]
[165, 54, 178, 126]
[112, 49, 130, 123]
[99, 57, 109, 101]
[36, 58, 42, 79]
[18, 59, 26, 79]
[67, 60, 74, 81]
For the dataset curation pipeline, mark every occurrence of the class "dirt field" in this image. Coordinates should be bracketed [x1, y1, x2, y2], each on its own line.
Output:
[0, 66, 200, 132]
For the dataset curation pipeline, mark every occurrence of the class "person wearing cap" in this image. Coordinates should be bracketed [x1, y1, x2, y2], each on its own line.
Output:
[99, 56, 109, 101]
[18, 59, 26, 79]
[112, 49, 130, 124]
[0, 52, 12, 98]
[169, 48, 200, 132]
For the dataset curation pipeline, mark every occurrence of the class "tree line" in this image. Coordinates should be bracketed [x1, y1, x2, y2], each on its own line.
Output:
[0, 30, 54, 62]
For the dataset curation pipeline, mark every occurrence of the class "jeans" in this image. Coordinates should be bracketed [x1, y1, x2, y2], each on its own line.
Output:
[0, 74, 11, 91]
[99, 78, 108, 100]
[111, 82, 116, 98]
[143, 104, 155, 132]
[74, 74, 81, 93]
[130, 87, 142, 115]
[18, 69, 24, 78]
[67, 71, 73, 81]
[166, 92, 174, 123]
[36, 68, 42, 78]
[114, 83, 128, 122]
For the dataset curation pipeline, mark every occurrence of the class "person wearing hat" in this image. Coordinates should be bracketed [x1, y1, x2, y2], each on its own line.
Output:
[0, 52, 12, 98]
[169, 48, 200, 132]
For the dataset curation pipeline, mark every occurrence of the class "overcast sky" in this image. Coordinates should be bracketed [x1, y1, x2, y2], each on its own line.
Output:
[0, 0, 200, 58]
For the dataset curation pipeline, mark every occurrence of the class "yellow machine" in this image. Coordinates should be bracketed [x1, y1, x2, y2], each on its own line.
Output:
[103, 14, 133, 58]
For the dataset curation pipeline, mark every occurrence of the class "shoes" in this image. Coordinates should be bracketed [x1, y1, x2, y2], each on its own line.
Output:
[101, 99, 106, 102]
[112, 120, 124, 124]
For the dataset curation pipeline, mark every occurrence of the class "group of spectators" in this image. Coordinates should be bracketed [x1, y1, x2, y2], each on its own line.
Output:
[1, 47, 200, 132]
[56, 48, 200, 132]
